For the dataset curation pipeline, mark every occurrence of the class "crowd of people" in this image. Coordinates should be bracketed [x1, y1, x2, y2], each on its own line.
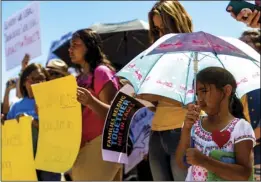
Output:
[1, 0, 260, 181]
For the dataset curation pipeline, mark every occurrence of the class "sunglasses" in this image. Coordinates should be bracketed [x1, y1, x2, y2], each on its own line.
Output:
[27, 75, 47, 84]
[48, 70, 64, 77]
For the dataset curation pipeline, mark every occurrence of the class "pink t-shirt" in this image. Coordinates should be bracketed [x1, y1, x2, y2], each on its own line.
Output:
[77, 65, 119, 146]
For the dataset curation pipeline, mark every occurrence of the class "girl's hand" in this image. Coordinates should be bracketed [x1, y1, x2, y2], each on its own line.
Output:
[21, 54, 30, 71]
[183, 104, 200, 130]
[186, 148, 206, 166]
[6, 78, 17, 91]
[77, 87, 94, 106]
[16, 113, 27, 123]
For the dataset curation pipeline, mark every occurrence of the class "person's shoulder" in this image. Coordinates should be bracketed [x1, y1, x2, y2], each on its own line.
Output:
[95, 65, 113, 74]
[233, 118, 254, 132]
[6, 99, 20, 119]
[19, 97, 32, 103]
[14, 97, 35, 108]
[10, 98, 24, 107]
[236, 118, 252, 126]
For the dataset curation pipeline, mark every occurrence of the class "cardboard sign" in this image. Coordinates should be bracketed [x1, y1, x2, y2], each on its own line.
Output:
[32, 75, 82, 173]
[4, 2, 42, 70]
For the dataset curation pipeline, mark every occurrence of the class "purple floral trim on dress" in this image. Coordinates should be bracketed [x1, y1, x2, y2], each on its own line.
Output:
[193, 118, 240, 142]
[235, 135, 256, 143]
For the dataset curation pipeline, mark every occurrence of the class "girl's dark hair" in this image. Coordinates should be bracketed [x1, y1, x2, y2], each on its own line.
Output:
[72, 29, 115, 74]
[19, 63, 49, 97]
[196, 67, 246, 120]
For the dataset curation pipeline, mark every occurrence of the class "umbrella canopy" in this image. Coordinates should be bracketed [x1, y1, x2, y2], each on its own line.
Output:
[116, 32, 260, 105]
[46, 31, 79, 68]
[52, 19, 150, 70]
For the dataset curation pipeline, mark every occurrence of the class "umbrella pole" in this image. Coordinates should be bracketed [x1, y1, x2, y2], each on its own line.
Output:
[193, 52, 199, 104]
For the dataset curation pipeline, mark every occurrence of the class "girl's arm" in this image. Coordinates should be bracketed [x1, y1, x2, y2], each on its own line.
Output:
[175, 128, 191, 169]
[32, 119, 39, 128]
[3, 79, 17, 114]
[175, 104, 200, 169]
[77, 86, 111, 120]
[199, 140, 254, 181]
[87, 93, 111, 120]
[88, 65, 118, 119]
[97, 81, 118, 117]
[3, 87, 12, 115]
[16, 77, 22, 98]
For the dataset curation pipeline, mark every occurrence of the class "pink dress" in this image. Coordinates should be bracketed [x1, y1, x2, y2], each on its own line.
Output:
[77, 65, 119, 146]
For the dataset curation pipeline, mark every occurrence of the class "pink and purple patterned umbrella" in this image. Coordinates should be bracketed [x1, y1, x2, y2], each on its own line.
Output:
[147, 31, 255, 62]
[116, 32, 260, 105]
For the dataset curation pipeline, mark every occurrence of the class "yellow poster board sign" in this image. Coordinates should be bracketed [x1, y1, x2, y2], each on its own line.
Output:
[32, 75, 82, 173]
[1, 116, 37, 181]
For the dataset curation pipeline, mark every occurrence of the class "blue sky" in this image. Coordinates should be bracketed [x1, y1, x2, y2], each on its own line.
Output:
[2, 1, 250, 100]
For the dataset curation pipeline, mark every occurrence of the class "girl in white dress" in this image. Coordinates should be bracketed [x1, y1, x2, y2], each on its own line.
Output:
[176, 67, 255, 181]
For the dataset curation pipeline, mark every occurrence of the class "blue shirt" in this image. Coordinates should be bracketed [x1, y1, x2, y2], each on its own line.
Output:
[7, 97, 38, 120]
[7, 97, 38, 156]
[246, 89, 260, 130]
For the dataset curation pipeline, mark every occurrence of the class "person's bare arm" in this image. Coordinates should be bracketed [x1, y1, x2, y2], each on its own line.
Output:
[175, 104, 200, 169]
[97, 81, 118, 118]
[254, 127, 260, 145]
[3, 88, 12, 115]
[77, 82, 115, 120]
[16, 54, 30, 98]
[175, 128, 191, 170]
[3, 79, 16, 114]
[87, 95, 111, 120]
[32, 120, 39, 128]
[16, 78, 22, 98]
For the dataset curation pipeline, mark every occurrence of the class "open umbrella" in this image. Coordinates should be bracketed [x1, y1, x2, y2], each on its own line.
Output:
[46, 31, 79, 68]
[116, 31, 260, 105]
[52, 19, 150, 70]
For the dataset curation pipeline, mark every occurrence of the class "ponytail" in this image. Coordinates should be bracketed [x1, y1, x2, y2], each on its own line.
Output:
[229, 94, 247, 120]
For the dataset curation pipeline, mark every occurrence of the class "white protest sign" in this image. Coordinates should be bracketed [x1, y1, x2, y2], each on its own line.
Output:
[4, 2, 42, 71]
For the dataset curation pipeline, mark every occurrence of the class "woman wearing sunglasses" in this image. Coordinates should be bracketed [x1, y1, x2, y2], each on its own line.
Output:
[146, 1, 193, 181]
[45, 59, 70, 80]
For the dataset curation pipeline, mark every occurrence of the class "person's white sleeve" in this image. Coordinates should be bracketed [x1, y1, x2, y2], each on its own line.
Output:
[234, 119, 256, 147]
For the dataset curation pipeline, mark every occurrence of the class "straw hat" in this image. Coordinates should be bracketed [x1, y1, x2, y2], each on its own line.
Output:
[46, 59, 69, 76]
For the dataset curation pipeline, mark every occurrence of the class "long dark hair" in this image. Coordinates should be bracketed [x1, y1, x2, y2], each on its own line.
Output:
[19, 63, 49, 97]
[72, 29, 115, 74]
[196, 67, 246, 120]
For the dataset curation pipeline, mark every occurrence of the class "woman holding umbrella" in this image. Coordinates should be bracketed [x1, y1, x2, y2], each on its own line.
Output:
[144, 0, 193, 181]
[78, 2, 193, 180]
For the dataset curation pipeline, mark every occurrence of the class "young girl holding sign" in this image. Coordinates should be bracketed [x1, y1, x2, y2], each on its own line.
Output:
[175, 67, 255, 181]
[6, 63, 62, 181]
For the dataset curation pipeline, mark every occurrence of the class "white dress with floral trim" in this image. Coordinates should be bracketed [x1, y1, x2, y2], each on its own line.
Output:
[185, 118, 256, 181]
